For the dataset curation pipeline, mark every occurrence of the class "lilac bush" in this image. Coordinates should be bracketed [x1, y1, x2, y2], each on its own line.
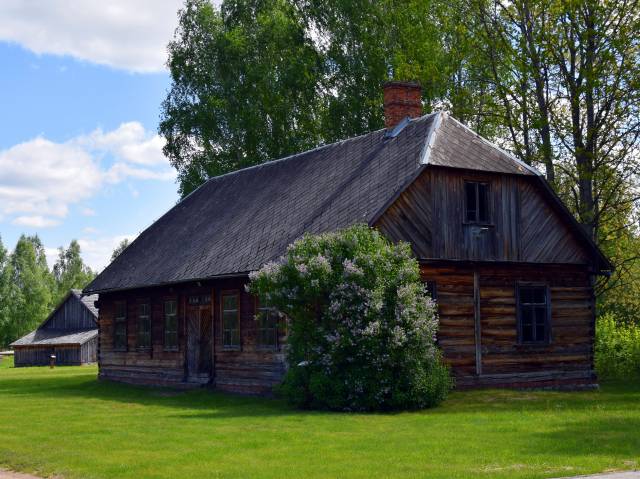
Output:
[248, 225, 451, 411]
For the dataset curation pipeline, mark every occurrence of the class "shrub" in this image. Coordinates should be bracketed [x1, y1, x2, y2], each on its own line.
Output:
[595, 313, 640, 380]
[248, 225, 452, 411]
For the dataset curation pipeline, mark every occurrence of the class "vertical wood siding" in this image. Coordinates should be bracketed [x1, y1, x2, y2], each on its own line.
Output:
[376, 167, 592, 266]
[42, 293, 97, 330]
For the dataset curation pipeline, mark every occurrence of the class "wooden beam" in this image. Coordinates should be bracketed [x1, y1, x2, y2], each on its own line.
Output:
[474, 271, 482, 375]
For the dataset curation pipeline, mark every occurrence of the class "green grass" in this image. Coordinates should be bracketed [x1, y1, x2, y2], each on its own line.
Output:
[0, 362, 639, 479]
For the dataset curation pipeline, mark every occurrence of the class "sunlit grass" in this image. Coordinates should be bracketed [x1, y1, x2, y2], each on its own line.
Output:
[0, 362, 639, 478]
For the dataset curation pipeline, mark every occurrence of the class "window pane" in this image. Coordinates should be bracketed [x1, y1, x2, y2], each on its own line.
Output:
[478, 183, 489, 222]
[164, 300, 178, 350]
[518, 285, 549, 343]
[223, 294, 238, 311]
[223, 311, 238, 330]
[465, 182, 477, 222]
[520, 287, 533, 304]
[115, 301, 126, 320]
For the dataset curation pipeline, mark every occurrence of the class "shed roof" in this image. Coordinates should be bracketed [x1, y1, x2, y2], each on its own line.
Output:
[11, 329, 97, 347]
[85, 112, 610, 294]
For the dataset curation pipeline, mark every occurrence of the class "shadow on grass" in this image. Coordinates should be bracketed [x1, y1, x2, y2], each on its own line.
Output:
[0, 368, 301, 419]
[2, 367, 640, 423]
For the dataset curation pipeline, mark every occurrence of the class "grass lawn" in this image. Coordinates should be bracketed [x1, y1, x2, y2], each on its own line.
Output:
[0, 359, 639, 479]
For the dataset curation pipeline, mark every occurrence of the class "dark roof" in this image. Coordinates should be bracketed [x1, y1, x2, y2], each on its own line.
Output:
[11, 329, 97, 347]
[73, 289, 99, 317]
[85, 112, 609, 294]
[9, 290, 99, 348]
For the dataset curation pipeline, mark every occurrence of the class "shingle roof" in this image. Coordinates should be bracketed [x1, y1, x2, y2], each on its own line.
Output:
[85, 111, 608, 294]
[11, 329, 97, 347]
[73, 289, 99, 318]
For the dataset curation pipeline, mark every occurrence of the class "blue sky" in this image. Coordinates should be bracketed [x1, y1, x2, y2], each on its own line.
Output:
[0, 1, 186, 271]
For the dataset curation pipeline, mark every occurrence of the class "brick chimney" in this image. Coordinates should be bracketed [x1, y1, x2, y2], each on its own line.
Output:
[383, 81, 423, 129]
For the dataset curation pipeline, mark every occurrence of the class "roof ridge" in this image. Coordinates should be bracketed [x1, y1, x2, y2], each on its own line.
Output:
[446, 115, 543, 176]
[184, 113, 439, 195]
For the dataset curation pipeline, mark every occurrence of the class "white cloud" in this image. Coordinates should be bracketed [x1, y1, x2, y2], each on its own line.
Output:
[83, 227, 99, 235]
[80, 207, 96, 217]
[77, 234, 137, 271]
[0, 0, 184, 73]
[13, 215, 61, 228]
[0, 122, 175, 228]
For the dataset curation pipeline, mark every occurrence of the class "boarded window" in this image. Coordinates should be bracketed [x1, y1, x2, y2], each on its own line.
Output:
[222, 293, 240, 348]
[164, 300, 178, 351]
[517, 285, 550, 344]
[137, 302, 151, 349]
[465, 181, 490, 223]
[114, 301, 127, 351]
[256, 301, 279, 349]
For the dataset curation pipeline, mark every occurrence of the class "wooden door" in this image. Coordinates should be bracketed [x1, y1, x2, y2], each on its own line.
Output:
[186, 294, 213, 383]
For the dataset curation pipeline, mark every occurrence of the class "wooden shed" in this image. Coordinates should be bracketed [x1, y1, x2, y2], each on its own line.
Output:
[11, 290, 99, 367]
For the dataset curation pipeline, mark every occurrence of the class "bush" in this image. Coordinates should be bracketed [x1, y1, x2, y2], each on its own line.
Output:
[248, 225, 452, 411]
[595, 313, 640, 380]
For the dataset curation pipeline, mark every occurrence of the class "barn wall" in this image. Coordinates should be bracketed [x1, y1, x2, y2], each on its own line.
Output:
[422, 262, 596, 389]
[98, 277, 285, 393]
[376, 167, 591, 266]
[13, 345, 84, 367]
[42, 294, 97, 330]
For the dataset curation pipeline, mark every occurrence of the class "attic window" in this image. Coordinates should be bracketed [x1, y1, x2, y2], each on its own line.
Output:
[465, 181, 490, 223]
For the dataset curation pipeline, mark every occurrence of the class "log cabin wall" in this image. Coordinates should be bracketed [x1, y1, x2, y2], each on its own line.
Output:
[421, 263, 595, 388]
[376, 165, 598, 389]
[98, 277, 285, 393]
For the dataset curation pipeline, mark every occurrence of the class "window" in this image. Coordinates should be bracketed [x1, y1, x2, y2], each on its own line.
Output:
[425, 281, 437, 302]
[517, 285, 550, 344]
[114, 301, 127, 351]
[137, 302, 151, 349]
[164, 300, 178, 351]
[256, 301, 279, 349]
[222, 293, 240, 349]
[465, 181, 490, 223]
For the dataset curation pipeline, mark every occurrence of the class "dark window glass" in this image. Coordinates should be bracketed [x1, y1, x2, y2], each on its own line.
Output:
[114, 301, 127, 351]
[222, 293, 240, 348]
[164, 300, 178, 351]
[256, 301, 279, 349]
[137, 302, 151, 349]
[425, 281, 437, 301]
[465, 182, 490, 223]
[465, 182, 477, 222]
[518, 285, 549, 344]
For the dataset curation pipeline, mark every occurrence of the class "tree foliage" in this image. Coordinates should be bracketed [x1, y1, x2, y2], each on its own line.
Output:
[248, 225, 451, 411]
[0, 235, 53, 348]
[162, 0, 640, 323]
[52, 240, 95, 303]
[111, 238, 131, 263]
[0, 236, 95, 348]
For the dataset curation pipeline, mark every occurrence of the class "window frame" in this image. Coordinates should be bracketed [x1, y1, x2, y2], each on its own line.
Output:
[463, 181, 491, 225]
[136, 300, 151, 350]
[255, 297, 279, 350]
[516, 282, 552, 345]
[425, 280, 438, 302]
[163, 299, 179, 352]
[113, 300, 127, 351]
[221, 290, 241, 350]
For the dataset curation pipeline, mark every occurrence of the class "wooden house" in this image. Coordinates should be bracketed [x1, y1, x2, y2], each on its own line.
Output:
[84, 82, 611, 393]
[11, 289, 98, 367]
